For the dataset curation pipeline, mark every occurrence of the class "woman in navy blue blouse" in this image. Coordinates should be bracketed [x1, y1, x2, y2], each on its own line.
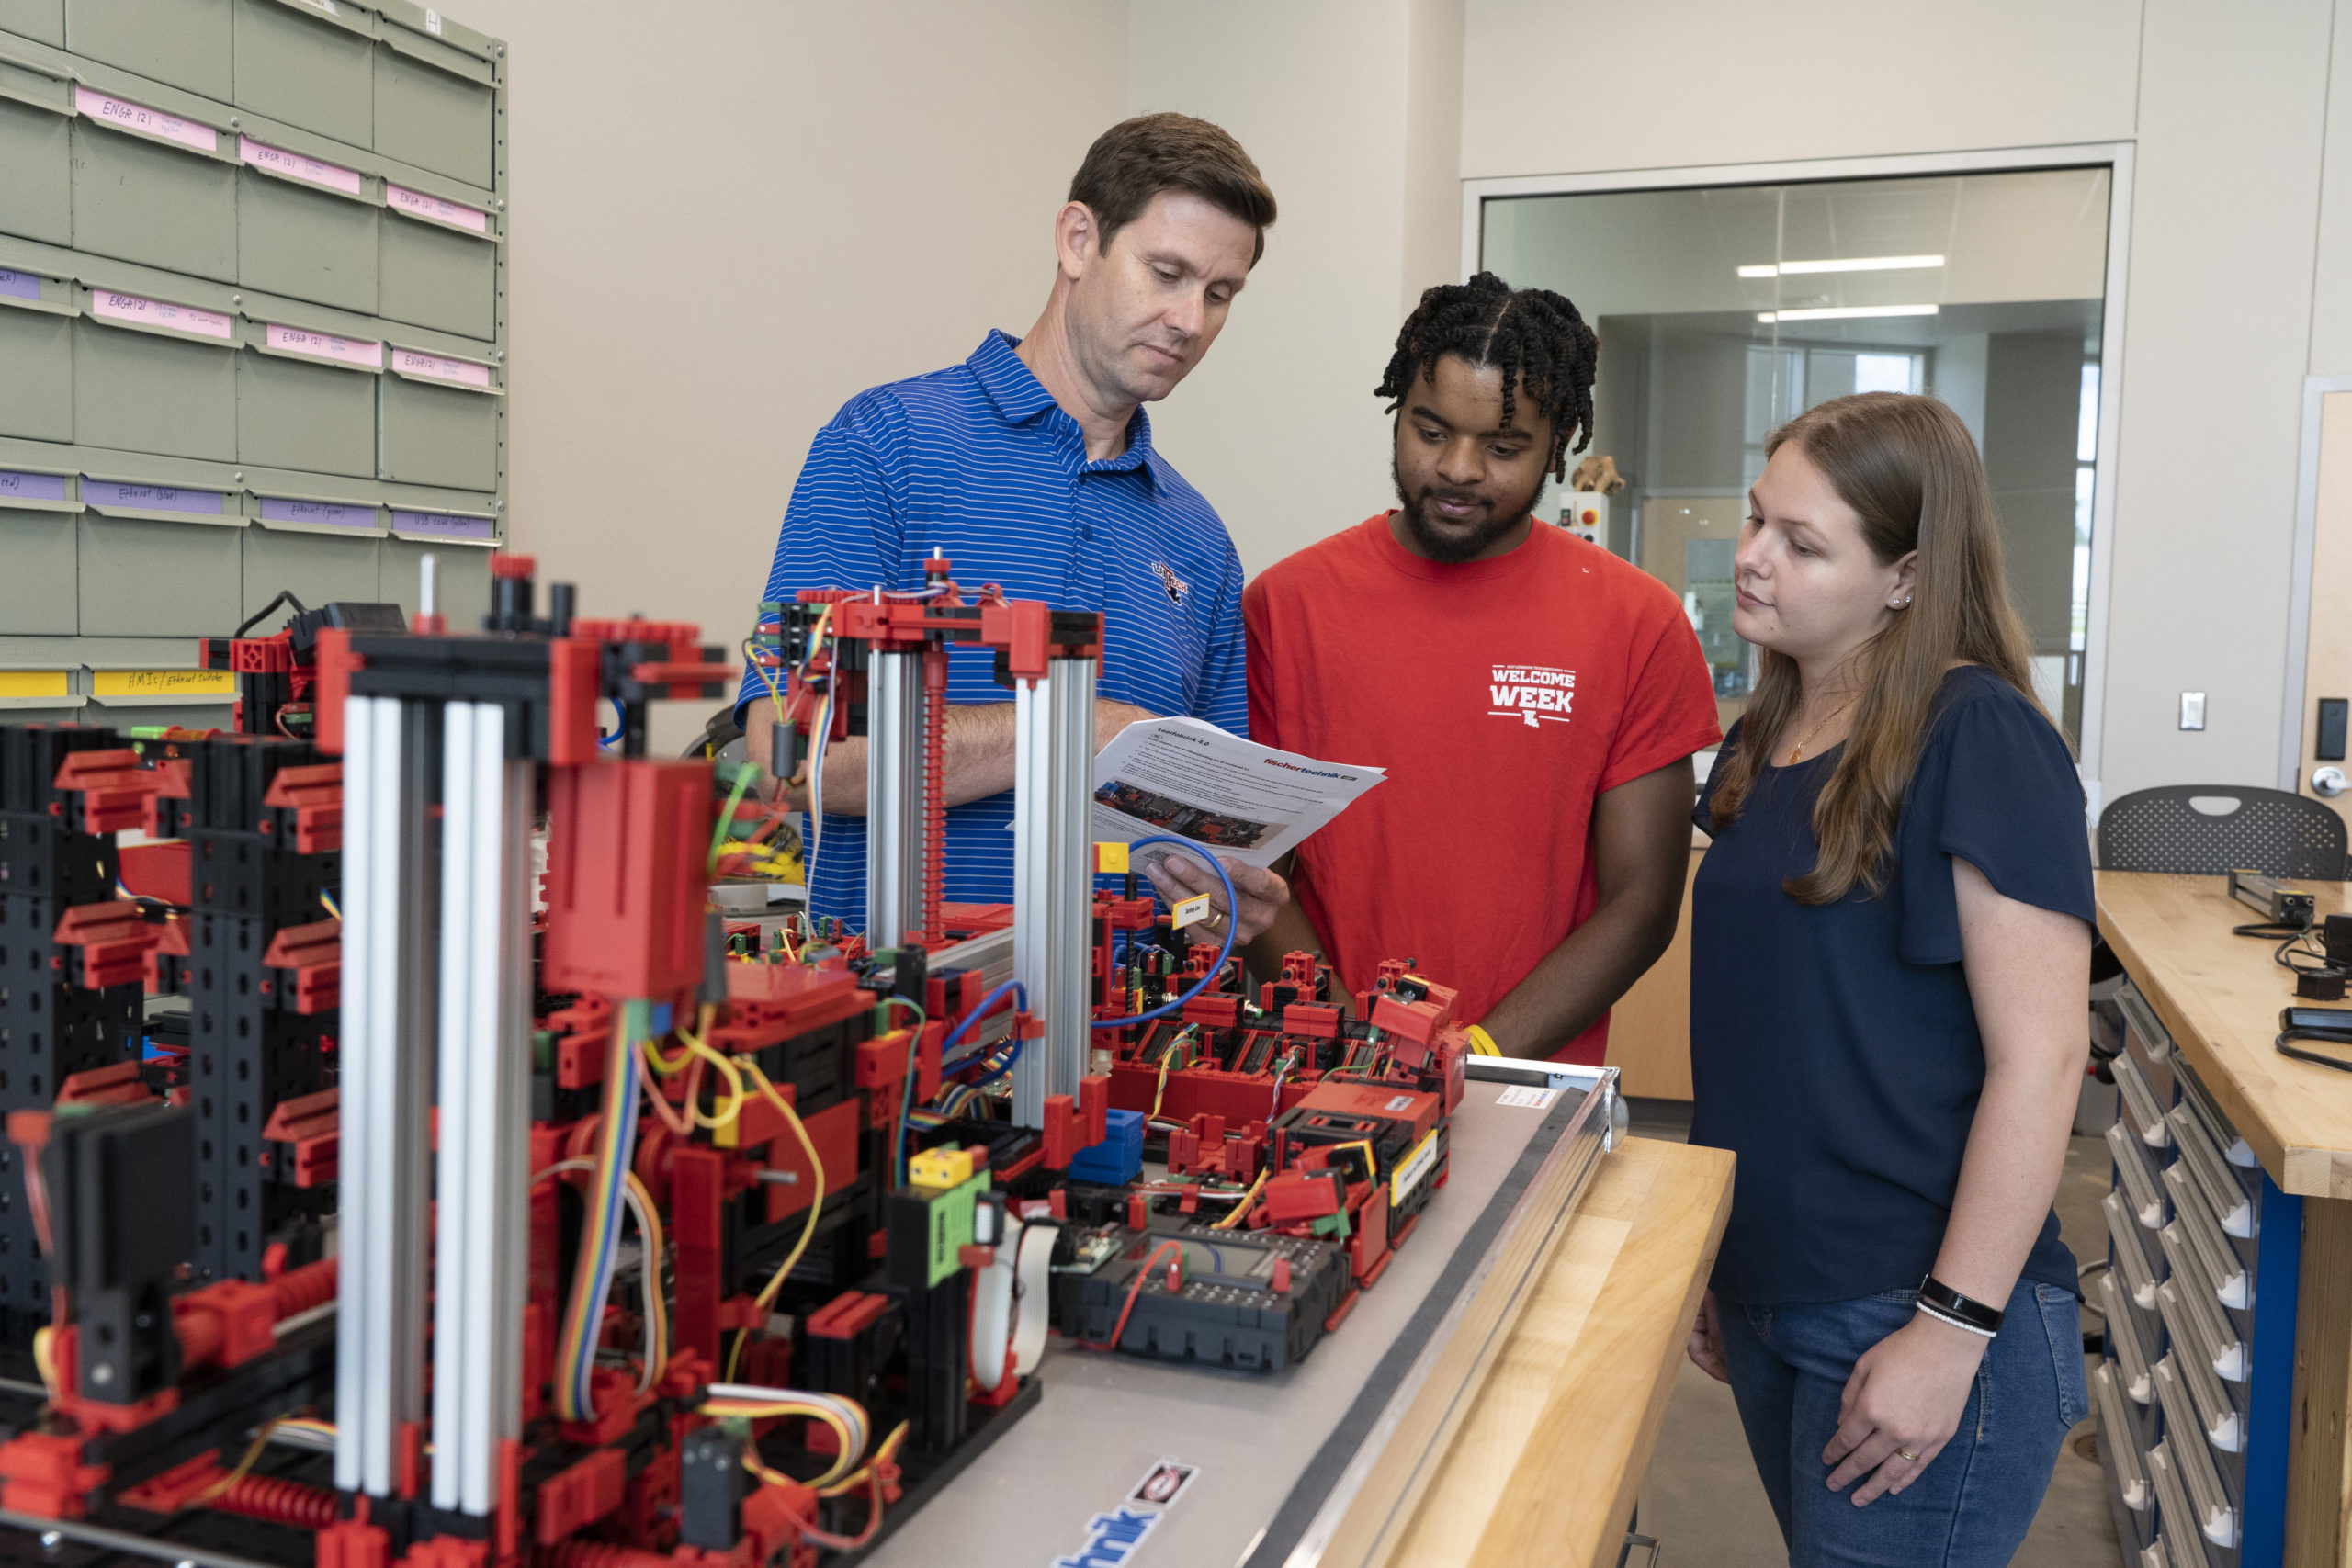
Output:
[1685, 392, 2093, 1566]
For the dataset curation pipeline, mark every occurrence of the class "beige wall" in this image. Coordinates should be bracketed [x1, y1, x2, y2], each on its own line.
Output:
[1125, 0, 1456, 579]
[1461, 0, 2345, 807]
[443, 0, 1128, 747]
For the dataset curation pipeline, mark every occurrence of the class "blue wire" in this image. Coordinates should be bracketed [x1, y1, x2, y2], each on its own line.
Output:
[1090, 836, 1238, 1031]
[938, 979, 1030, 1067]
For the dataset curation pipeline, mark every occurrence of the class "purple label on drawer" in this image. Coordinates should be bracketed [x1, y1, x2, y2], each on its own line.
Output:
[391, 510, 492, 539]
[82, 480, 225, 515]
[261, 498, 375, 529]
[0, 470, 70, 502]
[0, 270, 40, 303]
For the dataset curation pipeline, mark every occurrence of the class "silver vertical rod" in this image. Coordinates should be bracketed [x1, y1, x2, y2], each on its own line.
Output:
[431, 704, 531, 1516]
[429, 704, 477, 1512]
[1045, 656, 1095, 1107]
[384, 700, 436, 1495]
[1011, 660, 1095, 1127]
[865, 650, 925, 945]
[1011, 676, 1051, 1129]
[334, 695, 383, 1495]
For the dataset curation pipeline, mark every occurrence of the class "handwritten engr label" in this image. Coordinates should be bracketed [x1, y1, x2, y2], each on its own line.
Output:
[81, 481, 225, 516]
[390, 510, 493, 539]
[89, 291, 234, 340]
[74, 86, 218, 153]
[266, 323, 381, 367]
[386, 184, 489, 235]
[92, 670, 238, 697]
[239, 137, 364, 197]
[390, 349, 492, 389]
[260, 498, 374, 529]
[0, 269, 40, 303]
[0, 471, 68, 503]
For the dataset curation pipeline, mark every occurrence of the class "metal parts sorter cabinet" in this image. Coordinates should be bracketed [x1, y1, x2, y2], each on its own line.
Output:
[0, 0, 506, 711]
[2098, 981, 2302, 1568]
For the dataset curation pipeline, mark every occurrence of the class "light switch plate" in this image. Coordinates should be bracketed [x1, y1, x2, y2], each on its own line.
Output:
[2180, 692, 2207, 731]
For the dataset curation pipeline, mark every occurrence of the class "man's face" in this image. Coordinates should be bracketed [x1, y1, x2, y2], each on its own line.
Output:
[1390, 356, 1555, 563]
[1064, 190, 1257, 408]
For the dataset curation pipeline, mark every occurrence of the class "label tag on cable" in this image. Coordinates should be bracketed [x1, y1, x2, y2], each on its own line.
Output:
[1170, 893, 1211, 930]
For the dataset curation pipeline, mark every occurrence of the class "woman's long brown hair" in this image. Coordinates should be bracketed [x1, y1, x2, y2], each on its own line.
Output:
[1707, 392, 2058, 903]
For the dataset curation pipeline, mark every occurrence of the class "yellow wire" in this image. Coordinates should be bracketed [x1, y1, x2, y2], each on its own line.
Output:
[31, 1329, 56, 1403]
[192, 1416, 285, 1506]
[621, 1170, 669, 1385]
[724, 1059, 829, 1382]
[818, 1419, 909, 1497]
[727, 1408, 860, 1491]
[1213, 1168, 1268, 1230]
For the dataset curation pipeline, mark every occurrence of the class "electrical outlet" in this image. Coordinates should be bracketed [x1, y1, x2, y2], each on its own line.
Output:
[2179, 692, 2207, 731]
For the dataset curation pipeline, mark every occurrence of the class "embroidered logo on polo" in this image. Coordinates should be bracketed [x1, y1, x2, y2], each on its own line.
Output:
[1489, 664, 1575, 728]
[1148, 560, 1189, 606]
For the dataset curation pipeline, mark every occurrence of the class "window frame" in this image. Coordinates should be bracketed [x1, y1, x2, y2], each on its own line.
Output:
[1463, 141, 2135, 798]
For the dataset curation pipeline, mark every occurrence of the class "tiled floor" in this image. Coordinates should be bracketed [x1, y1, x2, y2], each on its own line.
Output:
[1624, 1102, 2121, 1566]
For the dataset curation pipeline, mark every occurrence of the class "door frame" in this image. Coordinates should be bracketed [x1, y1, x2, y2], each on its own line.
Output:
[1460, 141, 2137, 796]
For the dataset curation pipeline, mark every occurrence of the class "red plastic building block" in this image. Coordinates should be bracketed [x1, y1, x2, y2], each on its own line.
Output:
[543, 759, 712, 998]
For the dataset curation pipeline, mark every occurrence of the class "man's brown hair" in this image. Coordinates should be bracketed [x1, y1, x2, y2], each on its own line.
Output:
[1068, 112, 1277, 267]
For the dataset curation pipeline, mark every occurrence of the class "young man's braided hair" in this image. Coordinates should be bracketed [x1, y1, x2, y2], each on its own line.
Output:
[1375, 272, 1600, 478]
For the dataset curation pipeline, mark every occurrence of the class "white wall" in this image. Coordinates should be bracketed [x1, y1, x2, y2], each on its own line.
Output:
[443, 0, 1128, 745]
[1460, 0, 2346, 805]
[1125, 0, 1433, 577]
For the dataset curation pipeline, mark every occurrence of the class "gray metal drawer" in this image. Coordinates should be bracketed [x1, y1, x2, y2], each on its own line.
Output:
[2119, 979, 2174, 1061]
[2115, 1048, 2174, 1149]
[2149, 1438, 2237, 1552]
[2162, 1168, 2252, 1311]
[2158, 1274, 2246, 1385]
[2095, 1360, 2152, 1513]
[2101, 1269, 2155, 1404]
[2109, 1120, 2168, 1229]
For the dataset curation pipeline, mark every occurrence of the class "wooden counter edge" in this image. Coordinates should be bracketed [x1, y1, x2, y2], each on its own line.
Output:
[2095, 884, 2346, 1199]
[1470, 1137, 1736, 1568]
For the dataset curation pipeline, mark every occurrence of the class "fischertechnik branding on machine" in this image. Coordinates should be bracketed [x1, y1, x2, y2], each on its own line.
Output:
[1050, 1458, 1199, 1564]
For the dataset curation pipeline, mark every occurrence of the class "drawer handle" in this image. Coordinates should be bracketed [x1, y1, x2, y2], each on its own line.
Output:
[2162, 1168, 2252, 1309]
[2165, 1104, 2256, 1237]
[2103, 1193, 2161, 1312]
[2107, 1122, 2166, 1228]
[2119, 982, 2174, 1059]
[2093, 1362, 2151, 1509]
[2099, 1272, 2154, 1403]
[2161, 1341, 2244, 1454]
[2113, 1052, 2172, 1148]
[2159, 1276, 2246, 1383]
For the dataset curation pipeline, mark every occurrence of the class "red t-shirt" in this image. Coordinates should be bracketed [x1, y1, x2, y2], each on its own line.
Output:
[1244, 514, 1722, 1063]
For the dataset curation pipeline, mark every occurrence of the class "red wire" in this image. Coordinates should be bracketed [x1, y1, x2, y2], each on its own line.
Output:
[1080, 1241, 1185, 1352]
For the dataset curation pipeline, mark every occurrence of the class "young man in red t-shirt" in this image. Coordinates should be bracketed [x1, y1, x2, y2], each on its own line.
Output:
[1202, 273, 1719, 1063]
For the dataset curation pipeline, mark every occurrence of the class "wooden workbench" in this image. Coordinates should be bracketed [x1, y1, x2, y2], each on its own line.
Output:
[1392, 1135, 1735, 1567]
[2096, 872, 2352, 1566]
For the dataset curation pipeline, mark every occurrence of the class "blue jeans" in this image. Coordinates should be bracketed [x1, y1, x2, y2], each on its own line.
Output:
[1714, 1281, 2087, 1567]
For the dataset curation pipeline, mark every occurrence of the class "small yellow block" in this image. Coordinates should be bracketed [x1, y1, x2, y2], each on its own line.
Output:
[909, 1145, 976, 1189]
[1095, 841, 1131, 874]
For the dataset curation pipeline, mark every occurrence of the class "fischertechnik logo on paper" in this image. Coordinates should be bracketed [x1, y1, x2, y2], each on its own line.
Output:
[1488, 664, 1576, 728]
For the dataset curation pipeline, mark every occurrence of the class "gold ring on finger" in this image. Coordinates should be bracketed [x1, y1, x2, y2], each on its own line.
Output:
[1894, 1447, 1920, 1462]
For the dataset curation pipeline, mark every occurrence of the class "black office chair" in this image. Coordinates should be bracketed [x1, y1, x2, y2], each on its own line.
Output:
[2096, 785, 2347, 879]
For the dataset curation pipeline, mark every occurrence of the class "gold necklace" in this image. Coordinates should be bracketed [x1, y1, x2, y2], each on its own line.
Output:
[1785, 696, 1858, 763]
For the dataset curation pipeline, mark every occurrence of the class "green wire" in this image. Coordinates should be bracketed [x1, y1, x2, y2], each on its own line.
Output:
[876, 994, 929, 1187]
[707, 761, 757, 875]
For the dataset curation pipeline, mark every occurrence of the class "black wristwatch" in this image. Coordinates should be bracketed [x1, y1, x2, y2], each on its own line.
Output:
[1916, 1274, 2004, 1337]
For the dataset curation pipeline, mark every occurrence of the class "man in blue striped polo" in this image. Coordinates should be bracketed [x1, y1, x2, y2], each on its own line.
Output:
[741, 113, 1291, 945]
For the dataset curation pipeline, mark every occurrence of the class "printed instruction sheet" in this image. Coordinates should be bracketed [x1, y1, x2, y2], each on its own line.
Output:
[1089, 716, 1383, 873]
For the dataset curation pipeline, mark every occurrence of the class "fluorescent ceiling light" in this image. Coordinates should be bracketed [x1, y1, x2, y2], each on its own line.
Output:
[1757, 304, 1940, 322]
[1736, 254, 1946, 278]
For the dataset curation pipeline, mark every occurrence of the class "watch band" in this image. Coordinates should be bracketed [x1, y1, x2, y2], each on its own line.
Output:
[1916, 1301, 1998, 1338]
[1917, 1273, 2006, 1334]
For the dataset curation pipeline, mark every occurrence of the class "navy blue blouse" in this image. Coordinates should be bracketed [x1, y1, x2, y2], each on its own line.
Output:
[1689, 665, 2094, 1305]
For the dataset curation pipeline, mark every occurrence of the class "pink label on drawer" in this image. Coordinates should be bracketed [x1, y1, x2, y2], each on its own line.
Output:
[75, 86, 218, 153]
[266, 323, 381, 367]
[386, 184, 490, 235]
[89, 291, 234, 340]
[391, 348, 492, 389]
[239, 137, 364, 197]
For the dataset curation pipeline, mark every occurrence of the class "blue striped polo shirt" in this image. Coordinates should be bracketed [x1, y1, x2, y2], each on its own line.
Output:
[740, 329, 1250, 932]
